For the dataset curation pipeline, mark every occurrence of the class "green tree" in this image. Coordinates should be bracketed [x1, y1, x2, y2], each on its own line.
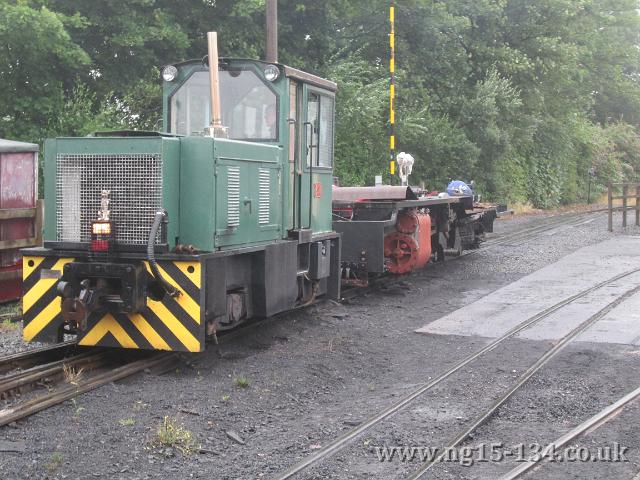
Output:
[2, 0, 640, 207]
[0, 2, 90, 141]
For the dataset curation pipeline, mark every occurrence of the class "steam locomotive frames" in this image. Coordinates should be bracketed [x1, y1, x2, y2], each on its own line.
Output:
[22, 39, 497, 353]
[332, 186, 497, 286]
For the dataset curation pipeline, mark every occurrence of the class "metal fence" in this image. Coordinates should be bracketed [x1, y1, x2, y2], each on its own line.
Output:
[607, 183, 640, 232]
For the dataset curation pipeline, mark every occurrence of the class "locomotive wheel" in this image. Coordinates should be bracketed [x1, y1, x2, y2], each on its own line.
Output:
[396, 211, 419, 234]
[444, 226, 463, 256]
[384, 233, 419, 274]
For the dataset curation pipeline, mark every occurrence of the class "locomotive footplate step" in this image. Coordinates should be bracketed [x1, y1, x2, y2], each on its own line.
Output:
[416, 236, 640, 345]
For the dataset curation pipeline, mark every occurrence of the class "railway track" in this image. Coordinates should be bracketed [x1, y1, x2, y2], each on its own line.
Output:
[0, 342, 176, 427]
[0, 349, 108, 400]
[406, 282, 640, 479]
[466, 208, 606, 253]
[0, 312, 291, 428]
[0, 352, 175, 427]
[0, 209, 610, 431]
[0, 313, 21, 324]
[272, 265, 640, 479]
[499, 384, 640, 479]
[0, 341, 78, 375]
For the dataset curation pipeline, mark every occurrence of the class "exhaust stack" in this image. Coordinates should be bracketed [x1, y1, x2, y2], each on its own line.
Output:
[266, 0, 278, 63]
[206, 31, 228, 138]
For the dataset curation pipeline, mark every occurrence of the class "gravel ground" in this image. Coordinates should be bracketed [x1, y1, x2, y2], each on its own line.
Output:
[0, 302, 30, 356]
[0, 323, 25, 356]
[1, 207, 639, 480]
[0, 321, 45, 357]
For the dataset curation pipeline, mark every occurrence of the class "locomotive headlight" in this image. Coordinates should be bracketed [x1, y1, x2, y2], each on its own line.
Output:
[162, 65, 178, 82]
[91, 220, 113, 253]
[264, 64, 280, 82]
[92, 221, 112, 235]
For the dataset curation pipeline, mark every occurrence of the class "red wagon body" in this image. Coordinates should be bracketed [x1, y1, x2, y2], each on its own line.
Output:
[0, 139, 40, 303]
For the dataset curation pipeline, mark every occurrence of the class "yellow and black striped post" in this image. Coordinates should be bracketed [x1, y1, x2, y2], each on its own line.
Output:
[389, 1, 396, 180]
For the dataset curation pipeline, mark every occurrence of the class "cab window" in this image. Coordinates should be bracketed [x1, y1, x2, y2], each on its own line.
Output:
[170, 69, 278, 140]
[306, 92, 334, 167]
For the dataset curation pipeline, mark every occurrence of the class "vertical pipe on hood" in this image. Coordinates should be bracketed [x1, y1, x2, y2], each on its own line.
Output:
[207, 32, 222, 128]
[266, 0, 278, 63]
[206, 32, 228, 137]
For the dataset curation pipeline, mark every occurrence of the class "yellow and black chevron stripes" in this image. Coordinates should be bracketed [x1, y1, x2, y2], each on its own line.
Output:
[79, 314, 139, 349]
[77, 260, 203, 352]
[23, 256, 74, 343]
[22, 257, 204, 352]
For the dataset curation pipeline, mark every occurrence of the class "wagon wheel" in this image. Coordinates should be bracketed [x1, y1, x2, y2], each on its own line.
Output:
[450, 226, 463, 256]
[386, 238, 416, 273]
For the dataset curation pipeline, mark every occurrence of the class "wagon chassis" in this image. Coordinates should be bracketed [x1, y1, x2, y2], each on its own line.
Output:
[333, 193, 497, 286]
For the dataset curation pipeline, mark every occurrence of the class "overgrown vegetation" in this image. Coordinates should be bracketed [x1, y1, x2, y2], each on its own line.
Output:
[62, 364, 84, 385]
[0, 319, 19, 333]
[153, 416, 197, 455]
[70, 398, 84, 419]
[45, 452, 63, 472]
[0, 302, 21, 331]
[233, 375, 250, 388]
[2, 0, 639, 206]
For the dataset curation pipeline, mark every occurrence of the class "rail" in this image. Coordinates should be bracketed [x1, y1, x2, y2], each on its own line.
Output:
[0, 199, 43, 281]
[607, 182, 640, 231]
[273, 265, 640, 479]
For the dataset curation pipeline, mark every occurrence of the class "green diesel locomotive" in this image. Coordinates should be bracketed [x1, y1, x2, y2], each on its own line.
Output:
[23, 36, 341, 352]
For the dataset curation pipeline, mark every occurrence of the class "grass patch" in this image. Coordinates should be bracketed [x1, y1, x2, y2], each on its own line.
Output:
[119, 418, 135, 426]
[221, 394, 231, 403]
[0, 318, 19, 333]
[63, 364, 84, 385]
[0, 301, 20, 333]
[45, 452, 63, 472]
[233, 376, 249, 388]
[0, 300, 20, 317]
[509, 202, 539, 215]
[71, 398, 85, 419]
[153, 416, 197, 455]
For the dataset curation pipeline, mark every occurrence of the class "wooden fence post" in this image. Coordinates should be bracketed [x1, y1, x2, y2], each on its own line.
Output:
[623, 184, 628, 228]
[636, 185, 640, 227]
[608, 183, 613, 232]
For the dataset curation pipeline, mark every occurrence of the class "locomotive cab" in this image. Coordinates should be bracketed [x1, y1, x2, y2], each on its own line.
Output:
[22, 56, 341, 352]
[161, 58, 337, 242]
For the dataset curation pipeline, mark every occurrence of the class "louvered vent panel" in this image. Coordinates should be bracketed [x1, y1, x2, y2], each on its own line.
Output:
[227, 166, 240, 228]
[258, 169, 270, 225]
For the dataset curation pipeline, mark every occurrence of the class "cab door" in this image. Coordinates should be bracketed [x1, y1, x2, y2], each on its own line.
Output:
[299, 85, 335, 233]
[214, 141, 282, 248]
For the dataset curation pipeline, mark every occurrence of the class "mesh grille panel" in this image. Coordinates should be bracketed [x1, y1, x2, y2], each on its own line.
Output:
[56, 153, 163, 245]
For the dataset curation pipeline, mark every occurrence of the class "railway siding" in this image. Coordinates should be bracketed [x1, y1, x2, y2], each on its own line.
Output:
[418, 236, 640, 345]
[0, 212, 638, 479]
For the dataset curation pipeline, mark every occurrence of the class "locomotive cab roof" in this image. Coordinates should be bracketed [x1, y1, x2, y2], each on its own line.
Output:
[162, 57, 337, 140]
[164, 58, 337, 92]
